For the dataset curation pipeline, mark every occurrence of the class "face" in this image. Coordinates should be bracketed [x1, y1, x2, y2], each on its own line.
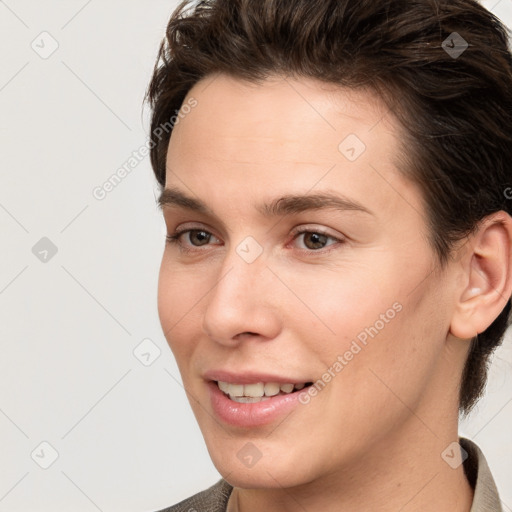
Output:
[157, 74, 459, 489]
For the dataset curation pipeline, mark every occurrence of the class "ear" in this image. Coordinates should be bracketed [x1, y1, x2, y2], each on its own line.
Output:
[450, 211, 512, 339]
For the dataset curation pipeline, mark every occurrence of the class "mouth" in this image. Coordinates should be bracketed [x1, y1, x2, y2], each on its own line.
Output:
[204, 370, 317, 427]
[215, 380, 314, 403]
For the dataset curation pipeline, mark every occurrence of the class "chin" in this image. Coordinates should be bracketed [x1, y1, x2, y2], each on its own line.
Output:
[220, 465, 309, 490]
[206, 442, 318, 490]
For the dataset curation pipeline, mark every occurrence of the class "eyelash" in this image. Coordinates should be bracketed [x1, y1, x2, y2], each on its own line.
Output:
[165, 227, 345, 255]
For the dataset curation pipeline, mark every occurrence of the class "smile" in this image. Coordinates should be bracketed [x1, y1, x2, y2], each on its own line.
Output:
[217, 381, 313, 403]
[207, 379, 314, 427]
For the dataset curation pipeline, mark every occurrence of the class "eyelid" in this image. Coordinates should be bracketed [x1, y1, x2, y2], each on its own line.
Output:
[168, 221, 221, 239]
[289, 224, 343, 239]
[169, 222, 342, 238]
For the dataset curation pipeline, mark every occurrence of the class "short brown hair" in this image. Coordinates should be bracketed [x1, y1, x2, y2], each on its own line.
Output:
[145, 0, 512, 415]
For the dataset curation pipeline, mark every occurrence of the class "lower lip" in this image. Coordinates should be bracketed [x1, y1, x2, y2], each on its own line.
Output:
[207, 381, 310, 428]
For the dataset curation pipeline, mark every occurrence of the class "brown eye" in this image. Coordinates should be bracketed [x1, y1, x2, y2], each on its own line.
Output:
[187, 230, 212, 246]
[302, 232, 329, 250]
[165, 228, 219, 251]
[293, 229, 342, 252]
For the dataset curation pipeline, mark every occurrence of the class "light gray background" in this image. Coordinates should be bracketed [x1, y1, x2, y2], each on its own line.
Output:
[0, 1, 511, 510]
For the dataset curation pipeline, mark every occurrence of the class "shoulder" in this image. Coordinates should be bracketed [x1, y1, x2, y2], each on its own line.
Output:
[155, 478, 233, 512]
[459, 436, 503, 512]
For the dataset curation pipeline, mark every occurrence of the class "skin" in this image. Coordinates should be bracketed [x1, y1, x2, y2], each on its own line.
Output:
[157, 73, 512, 511]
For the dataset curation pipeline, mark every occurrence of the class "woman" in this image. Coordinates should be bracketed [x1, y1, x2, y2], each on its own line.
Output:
[146, 0, 512, 510]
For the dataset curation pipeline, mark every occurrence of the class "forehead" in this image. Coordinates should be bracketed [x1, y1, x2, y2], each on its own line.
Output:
[164, 73, 424, 224]
[170, 74, 394, 163]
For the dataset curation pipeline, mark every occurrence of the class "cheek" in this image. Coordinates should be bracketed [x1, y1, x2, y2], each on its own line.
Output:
[276, 261, 399, 349]
[157, 259, 206, 362]
[322, 274, 449, 430]
[297, 256, 446, 407]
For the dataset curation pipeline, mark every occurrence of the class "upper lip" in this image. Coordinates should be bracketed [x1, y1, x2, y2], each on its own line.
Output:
[203, 369, 310, 385]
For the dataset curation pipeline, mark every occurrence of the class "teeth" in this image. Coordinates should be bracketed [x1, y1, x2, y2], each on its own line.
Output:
[218, 381, 230, 393]
[230, 396, 271, 403]
[228, 383, 244, 397]
[264, 382, 280, 396]
[217, 381, 306, 399]
[244, 382, 264, 397]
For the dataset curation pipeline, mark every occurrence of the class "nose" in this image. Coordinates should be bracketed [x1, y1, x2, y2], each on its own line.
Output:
[202, 245, 281, 346]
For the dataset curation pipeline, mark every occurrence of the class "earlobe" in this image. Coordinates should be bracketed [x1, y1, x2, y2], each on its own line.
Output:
[450, 212, 512, 340]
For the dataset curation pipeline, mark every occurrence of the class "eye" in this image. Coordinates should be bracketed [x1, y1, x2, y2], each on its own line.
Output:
[166, 228, 219, 250]
[291, 228, 344, 251]
[165, 226, 344, 254]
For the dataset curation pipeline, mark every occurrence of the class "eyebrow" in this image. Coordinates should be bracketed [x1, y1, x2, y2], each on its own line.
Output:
[157, 186, 373, 218]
